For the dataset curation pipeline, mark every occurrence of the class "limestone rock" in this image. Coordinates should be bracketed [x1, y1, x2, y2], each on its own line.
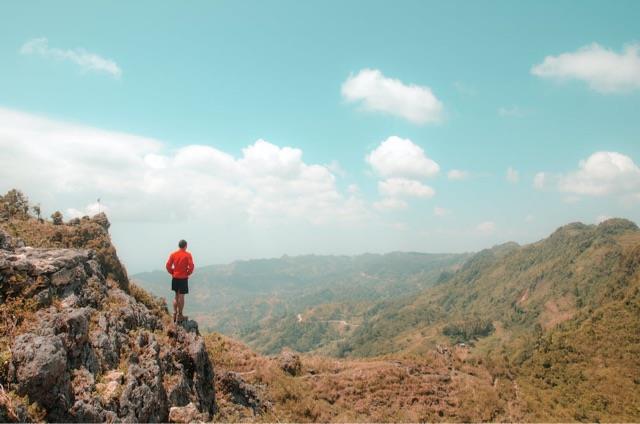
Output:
[9, 333, 71, 416]
[219, 371, 266, 413]
[169, 402, 208, 423]
[1, 234, 216, 421]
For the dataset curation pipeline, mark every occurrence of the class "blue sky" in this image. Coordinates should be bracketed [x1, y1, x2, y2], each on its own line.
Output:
[1, 1, 640, 272]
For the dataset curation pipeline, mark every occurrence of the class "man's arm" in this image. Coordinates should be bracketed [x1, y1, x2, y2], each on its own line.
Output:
[187, 253, 195, 276]
[165, 254, 174, 275]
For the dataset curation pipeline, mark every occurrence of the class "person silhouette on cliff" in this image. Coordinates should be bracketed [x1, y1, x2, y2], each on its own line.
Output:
[165, 239, 195, 323]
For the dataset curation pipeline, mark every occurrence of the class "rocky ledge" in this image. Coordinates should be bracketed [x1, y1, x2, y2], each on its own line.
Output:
[0, 230, 215, 422]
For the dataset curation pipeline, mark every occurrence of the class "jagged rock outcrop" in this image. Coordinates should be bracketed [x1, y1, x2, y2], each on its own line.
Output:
[0, 229, 215, 422]
[218, 371, 267, 413]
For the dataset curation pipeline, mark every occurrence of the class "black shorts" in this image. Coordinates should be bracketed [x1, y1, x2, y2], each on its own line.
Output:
[171, 278, 189, 294]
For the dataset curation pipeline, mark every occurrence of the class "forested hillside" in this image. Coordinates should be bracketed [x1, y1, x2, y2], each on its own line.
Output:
[332, 218, 640, 421]
[134, 251, 469, 353]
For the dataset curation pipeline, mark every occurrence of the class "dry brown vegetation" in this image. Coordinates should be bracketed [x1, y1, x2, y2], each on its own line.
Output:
[206, 332, 524, 422]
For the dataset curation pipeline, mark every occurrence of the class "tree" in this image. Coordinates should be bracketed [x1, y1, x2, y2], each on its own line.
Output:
[51, 211, 64, 225]
[0, 189, 30, 220]
[32, 204, 42, 221]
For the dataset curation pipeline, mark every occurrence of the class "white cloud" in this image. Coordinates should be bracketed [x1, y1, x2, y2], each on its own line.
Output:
[342, 69, 443, 124]
[378, 178, 435, 198]
[434, 206, 450, 217]
[447, 169, 468, 181]
[506, 166, 520, 184]
[498, 106, 525, 118]
[373, 198, 408, 211]
[0, 107, 367, 225]
[366, 136, 439, 178]
[596, 215, 612, 224]
[533, 172, 547, 190]
[531, 43, 640, 93]
[67, 201, 107, 219]
[557, 151, 640, 196]
[476, 221, 496, 235]
[20, 37, 122, 78]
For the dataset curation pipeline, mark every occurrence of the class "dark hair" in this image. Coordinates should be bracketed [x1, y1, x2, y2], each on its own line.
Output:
[178, 239, 187, 249]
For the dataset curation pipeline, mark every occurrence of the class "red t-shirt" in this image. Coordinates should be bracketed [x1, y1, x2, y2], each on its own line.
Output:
[166, 249, 195, 279]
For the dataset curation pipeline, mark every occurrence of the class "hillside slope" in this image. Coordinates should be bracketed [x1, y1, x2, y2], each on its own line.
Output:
[206, 332, 519, 422]
[333, 218, 640, 421]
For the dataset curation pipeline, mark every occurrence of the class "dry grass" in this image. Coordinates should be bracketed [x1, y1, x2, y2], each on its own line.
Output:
[206, 332, 516, 422]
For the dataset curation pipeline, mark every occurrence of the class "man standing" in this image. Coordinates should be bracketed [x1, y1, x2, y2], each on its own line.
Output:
[165, 239, 195, 323]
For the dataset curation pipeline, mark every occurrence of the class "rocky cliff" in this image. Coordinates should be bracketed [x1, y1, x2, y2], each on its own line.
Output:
[0, 227, 216, 422]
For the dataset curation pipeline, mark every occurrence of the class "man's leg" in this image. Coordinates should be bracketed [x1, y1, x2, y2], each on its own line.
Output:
[173, 291, 178, 322]
[177, 293, 185, 320]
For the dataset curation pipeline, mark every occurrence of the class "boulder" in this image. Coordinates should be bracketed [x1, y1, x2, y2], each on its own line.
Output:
[219, 371, 265, 412]
[278, 349, 302, 376]
[9, 333, 71, 416]
[169, 402, 209, 423]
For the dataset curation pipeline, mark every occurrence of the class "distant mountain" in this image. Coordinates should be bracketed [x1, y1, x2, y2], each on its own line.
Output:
[133, 252, 470, 353]
[331, 218, 640, 421]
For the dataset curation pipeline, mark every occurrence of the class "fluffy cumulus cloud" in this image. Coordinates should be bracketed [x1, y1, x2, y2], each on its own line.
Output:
[20, 38, 122, 78]
[342, 69, 443, 124]
[531, 43, 640, 93]
[366, 136, 439, 178]
[557, 151, 640, 196]
[378, 178, 435, 198]
[67, 201, 107, 219]
[0, 107, 366, 224]
[367, 137, 439, 211]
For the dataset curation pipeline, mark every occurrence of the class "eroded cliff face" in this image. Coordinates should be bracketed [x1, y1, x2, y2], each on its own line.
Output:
[0, 229, 215, 422]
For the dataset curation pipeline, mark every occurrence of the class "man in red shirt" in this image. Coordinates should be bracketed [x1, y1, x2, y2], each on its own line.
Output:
[165, 239, 195, 323]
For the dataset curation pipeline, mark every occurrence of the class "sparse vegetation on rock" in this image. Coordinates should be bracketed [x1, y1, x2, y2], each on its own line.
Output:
[0, 190, 216, 422]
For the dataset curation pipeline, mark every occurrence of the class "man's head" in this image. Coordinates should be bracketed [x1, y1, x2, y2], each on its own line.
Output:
[178, 239, 187, 249]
